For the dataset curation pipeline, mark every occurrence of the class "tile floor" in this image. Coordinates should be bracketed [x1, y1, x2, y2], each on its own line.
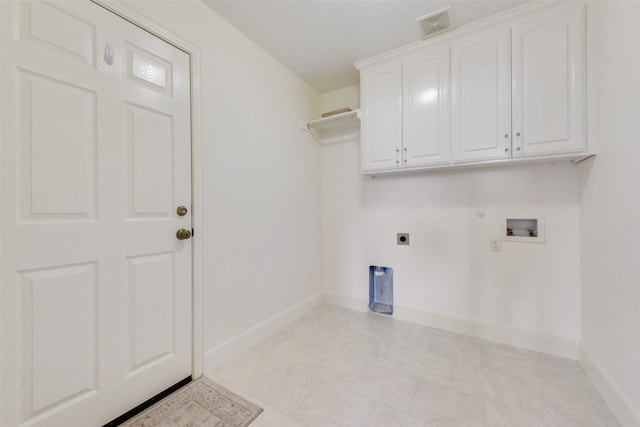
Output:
[208, 305, 620, 427]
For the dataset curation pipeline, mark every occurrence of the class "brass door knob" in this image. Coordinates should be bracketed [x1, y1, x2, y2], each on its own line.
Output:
[176, 228, 191, 240]
[177, 206, 188, 216]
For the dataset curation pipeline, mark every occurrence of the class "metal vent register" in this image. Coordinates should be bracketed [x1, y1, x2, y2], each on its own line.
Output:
[417, 7, 453, 39]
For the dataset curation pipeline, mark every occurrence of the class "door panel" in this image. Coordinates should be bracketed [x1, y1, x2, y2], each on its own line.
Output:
[402, 47, 450, 167]
[25, 0, 96, 66]
[520, 24, 569, 142]
[512, 5, 585, 156]
[451, 27, 511, 162]
[2, 1, 192, 426]
[360, 62, 402, 172]
[127, 252, 175, 374]
[22, 263, 98, 415]
[126, 104, 174, 217]
[20, 71, 97, 220]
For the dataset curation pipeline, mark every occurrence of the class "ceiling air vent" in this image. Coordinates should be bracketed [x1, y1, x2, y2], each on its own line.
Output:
[417, 7, 453, 39]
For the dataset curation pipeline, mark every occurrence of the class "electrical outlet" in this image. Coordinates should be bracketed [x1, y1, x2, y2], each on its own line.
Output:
[489, 238, 501, 252]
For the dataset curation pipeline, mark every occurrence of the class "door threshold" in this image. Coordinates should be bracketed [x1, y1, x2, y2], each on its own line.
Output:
[103, 376, 192, 426]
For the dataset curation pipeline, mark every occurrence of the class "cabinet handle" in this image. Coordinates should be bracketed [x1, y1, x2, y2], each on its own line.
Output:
[504, 134, 509, 138]
[516, 132, 521, 137]
[517, 147, 521, 151]
[504, 148, 509, 152]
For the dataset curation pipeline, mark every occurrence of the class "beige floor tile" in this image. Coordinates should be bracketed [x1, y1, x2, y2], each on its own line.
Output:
[250, 363, 323, 415]
[292, 383, 376, 427]
[450, 363, 521, 408]
[225, 336, 319, 375]
[249, 405, 307, 427]
[482, 342, 583, 377]
[517, 373, 619, 426]
[331, 333, 406, 367]
[396, 347, 454, 387]
[409, 380, 483, 424]
[365, 405, 431, 427]
[428, 334, 483, 367]
[345, 361, 420, 413]
[436, 418, 484, 427]
[299, 351, 361, 385]
[210, 346, 289, 391]
[383, 321, 437, 354]
[483, 400, 540, 427]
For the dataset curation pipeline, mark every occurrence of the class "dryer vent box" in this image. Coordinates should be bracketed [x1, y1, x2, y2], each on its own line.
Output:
[369, 266, 393, 315]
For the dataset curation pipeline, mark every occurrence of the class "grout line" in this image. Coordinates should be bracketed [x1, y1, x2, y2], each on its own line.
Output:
[363, 402, 377, 424]
[287, 373, 323, 418]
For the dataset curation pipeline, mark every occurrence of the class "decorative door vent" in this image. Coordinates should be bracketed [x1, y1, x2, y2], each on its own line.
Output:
[417, 7, 453, 39]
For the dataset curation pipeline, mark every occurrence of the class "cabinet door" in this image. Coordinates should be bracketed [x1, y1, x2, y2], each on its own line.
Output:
[402, 47, 450, 167]
[512, 4, 585, 157]
[361, 62, 402, 172]
[451, 27, 512, 163]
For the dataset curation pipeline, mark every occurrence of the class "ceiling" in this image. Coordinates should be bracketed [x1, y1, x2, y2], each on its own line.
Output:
[202, 0, 528, 93]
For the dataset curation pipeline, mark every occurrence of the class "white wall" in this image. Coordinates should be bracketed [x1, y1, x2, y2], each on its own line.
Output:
[321, 85, 582, 356]
[122, 0, 323, 367]
[579, 2, 640, 425]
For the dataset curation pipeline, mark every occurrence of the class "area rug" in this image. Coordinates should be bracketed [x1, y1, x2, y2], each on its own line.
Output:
[120, 376, 263, 427]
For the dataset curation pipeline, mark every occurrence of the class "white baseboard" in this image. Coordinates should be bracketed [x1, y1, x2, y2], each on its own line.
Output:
[323, 292, 368, 313]
[203, 292, 323, 372]
[323, 292, 580, 359]
[580, 346, 640, 427]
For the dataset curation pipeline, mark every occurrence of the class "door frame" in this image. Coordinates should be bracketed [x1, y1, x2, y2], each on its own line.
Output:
[89, 0, 205, 378]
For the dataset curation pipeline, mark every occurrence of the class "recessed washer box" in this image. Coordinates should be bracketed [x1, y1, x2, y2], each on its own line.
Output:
[503, 216, 545, 243]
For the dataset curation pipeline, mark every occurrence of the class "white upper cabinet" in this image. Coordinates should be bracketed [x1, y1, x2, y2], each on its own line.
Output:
[451, 27, 512, 163]
[357, 2, 589, 174]
[360, 47, 450, 173]
[360, 62, 402, 172]
[403, 47, 451, 168]
[512, 5, 586, 157]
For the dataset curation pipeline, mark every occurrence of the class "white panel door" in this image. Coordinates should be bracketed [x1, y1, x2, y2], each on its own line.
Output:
[360, 62, 402, 172]
[451, 27, 512, 163]
[1, 1, 192, 426]
[402, 46, 451, 168]
[512, 4, 586, 157]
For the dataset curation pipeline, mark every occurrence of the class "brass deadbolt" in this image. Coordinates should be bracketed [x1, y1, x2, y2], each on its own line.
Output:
[177, 206, 188, 216]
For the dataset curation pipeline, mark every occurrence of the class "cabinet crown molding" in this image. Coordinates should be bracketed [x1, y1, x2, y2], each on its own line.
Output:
[355, 1, 586, 71]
